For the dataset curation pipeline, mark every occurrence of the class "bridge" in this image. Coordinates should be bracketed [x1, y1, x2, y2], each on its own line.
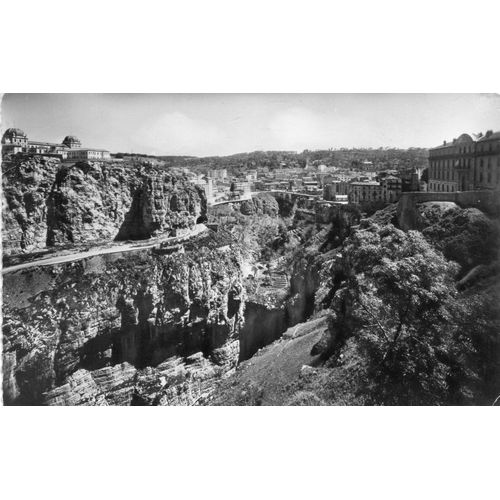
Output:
[208, 190, 321, 207]
[263, 190, 321, 199]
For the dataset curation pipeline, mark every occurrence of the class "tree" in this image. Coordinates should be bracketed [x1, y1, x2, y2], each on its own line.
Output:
[420, 167, 429, 183]
[328, 222, 462, 404]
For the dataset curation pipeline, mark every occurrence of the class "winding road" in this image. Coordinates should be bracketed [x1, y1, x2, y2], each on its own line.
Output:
[2, 224, 208, 274]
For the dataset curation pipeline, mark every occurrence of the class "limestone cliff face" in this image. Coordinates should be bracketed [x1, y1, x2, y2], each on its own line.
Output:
[2, 156, 59, 253]
[286, 252, 322, 325]
[2, 243, 245, 405]
[2, 155, 206, 255]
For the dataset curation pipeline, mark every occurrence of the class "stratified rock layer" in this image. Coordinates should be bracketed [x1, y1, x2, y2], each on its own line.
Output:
[2, 242, 245, 405]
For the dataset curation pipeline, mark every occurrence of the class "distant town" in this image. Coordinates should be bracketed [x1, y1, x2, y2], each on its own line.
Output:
[2, 127, 499, 212]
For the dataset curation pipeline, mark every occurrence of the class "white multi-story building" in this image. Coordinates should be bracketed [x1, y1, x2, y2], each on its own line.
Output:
[1, 129, 110, 161]
[428, 130, 500, 192]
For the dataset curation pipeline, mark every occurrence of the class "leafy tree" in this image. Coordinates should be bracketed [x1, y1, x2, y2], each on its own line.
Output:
[328, 222, 462, 404]
[420, 167, 429, 183]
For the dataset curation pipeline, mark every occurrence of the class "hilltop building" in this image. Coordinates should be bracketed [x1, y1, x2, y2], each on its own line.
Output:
[1, 128, 110, 160]
[428, 130, 500, 192]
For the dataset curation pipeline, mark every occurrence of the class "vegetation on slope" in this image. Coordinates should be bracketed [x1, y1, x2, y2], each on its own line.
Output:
[211, 203, 500, 406]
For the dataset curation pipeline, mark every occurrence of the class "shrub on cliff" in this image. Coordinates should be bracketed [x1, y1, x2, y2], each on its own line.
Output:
[421, 207, 500, 274]
[240, 193, 279, 217]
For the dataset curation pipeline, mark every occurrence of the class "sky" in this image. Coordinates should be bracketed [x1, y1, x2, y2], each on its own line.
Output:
[2, 94, 500, 157]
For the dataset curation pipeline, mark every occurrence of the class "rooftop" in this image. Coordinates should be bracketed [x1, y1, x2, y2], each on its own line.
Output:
[3, 128, 27, 137]
[477, 130, 500, 142]
[28, 140, 66, 147]
[68, 148, 110, 153]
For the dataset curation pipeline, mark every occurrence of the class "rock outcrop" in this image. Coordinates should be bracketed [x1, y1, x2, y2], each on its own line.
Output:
[240, 193, 279, 217]
[2, 241, 245, 405]
[2, 155, 206, 256]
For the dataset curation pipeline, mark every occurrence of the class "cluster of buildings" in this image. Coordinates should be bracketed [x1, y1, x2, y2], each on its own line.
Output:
[325, 173, 407, 205]
[187, 167, 259, 204]
[193, 129, 500, 209]
[5, 124, 497, 208]
[1, 128, 111, 161]
[428, 130, 500, 192]
[187, 158, 414, 208]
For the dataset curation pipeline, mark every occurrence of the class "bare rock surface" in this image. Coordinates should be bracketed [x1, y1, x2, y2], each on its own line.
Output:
[2, 240, 245, 405]
[2, 155, 206, 256]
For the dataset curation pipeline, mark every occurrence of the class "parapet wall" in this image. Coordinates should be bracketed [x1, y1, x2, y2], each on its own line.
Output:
[397, 190, 500, 230]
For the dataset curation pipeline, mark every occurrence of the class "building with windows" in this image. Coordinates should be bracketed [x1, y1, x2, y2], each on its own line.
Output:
[347, 177, 402, 205]
[1, 128, 110, 160]
[246, 170, 258, 181]
[1, 128, 28, 155]
[348, 181, 383, 204]
[381, 175, 402, 203]
[428, 130, 500, 192]
[428, 133, 474, 192]
[323, 180, 349, 200]
[66, 148, 111, 161]
[231, 180, 251, 197]
[302, 176, 318, 192]
[208, 168, 227, 180]
[475, 131, 500, 190]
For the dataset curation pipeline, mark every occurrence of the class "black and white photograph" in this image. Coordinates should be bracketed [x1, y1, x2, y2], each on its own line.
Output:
[2, 93, 499, 406]
[1, 2, 498, 499]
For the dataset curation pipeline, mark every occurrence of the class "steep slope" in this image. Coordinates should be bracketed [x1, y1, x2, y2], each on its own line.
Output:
[208, 202, 500, 406]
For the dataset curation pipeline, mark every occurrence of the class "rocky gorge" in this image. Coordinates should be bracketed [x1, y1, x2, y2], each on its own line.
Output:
[5, 154, 497, 406]
[2, 156, 339, 405]
[209, 201, 500, 406]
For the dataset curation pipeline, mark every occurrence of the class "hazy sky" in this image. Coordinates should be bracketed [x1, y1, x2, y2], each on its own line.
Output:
[2, 94, 499, 156]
